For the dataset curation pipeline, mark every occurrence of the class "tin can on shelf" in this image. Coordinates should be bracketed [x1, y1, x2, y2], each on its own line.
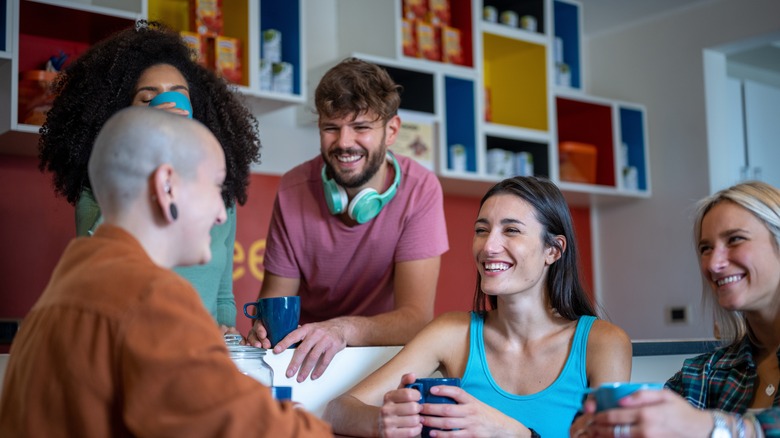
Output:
[271, 62, 294, 94]
[500, 10, 518, 27]
[483, 6, 498, 23]
[520, 15, 537, 32]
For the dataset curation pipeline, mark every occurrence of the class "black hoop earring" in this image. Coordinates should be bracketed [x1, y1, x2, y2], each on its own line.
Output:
[169, 203, 179, 221]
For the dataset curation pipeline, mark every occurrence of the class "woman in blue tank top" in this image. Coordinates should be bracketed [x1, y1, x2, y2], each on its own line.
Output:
[324, 176, 632, 437]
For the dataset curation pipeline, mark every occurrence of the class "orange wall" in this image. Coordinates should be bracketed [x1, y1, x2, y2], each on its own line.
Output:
[0, 157, 592, 338]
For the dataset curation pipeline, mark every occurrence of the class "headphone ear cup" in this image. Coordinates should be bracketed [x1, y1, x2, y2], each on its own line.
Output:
[348, 188, 382, 224]
[322, 169, 348, 214]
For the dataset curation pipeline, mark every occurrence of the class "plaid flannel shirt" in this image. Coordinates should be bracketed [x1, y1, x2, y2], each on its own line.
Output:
[665, 336, 780, 436]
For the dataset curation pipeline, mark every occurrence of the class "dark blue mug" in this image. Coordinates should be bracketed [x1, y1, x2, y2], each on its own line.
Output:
[405, 377, 461, 437]
[149, 91, 192, 119]
[243, 296, 300, 348]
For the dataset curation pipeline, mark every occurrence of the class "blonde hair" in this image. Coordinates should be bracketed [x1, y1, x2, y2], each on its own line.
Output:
[692, 181, 780, 345]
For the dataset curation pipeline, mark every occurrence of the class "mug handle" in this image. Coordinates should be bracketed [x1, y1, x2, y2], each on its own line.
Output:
[243, 302, 260, 319]
[405, 382, 425, 403]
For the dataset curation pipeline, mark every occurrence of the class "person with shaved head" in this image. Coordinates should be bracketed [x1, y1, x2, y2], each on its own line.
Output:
[0, 107, 331, 437]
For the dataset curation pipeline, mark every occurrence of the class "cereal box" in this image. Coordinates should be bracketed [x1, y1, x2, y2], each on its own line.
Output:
[180, 31, 209, 67]
[417, 21, 440, 62]
[441, 25, 462, 65]
[215, 35, 242, 84]
[402, 19, 418, 57]
[427, 0, 450, 26]
[190, 0, 222, 36]
[402, 0, 427, 20]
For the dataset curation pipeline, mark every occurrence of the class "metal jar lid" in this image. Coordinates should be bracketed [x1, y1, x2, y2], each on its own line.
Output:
[224, 333, 267, 359]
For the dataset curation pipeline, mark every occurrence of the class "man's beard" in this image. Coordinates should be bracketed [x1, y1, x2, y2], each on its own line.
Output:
[325, 137, 388, 188]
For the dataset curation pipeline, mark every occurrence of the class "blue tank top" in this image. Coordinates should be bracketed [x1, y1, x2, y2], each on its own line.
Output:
[461, 312, 596, 437]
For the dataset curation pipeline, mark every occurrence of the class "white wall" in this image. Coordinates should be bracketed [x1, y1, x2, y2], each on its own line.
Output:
[586, 0, 780, 339]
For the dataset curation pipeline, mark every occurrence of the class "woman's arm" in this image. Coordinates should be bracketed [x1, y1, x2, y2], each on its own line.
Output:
[215, 206, 237, 327]
[322, 312, 470, 436]
[586, 319, 633, 386]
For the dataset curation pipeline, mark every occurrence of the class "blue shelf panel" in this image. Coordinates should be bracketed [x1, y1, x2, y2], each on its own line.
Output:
[444, 75, 477, 172]
[619, 106, 647, 191]
[260, 0, 301, 95]
[553, 0, 581, 90]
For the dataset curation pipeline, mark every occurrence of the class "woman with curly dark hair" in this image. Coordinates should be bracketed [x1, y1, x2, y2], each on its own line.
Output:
[38, 21, 261, 332]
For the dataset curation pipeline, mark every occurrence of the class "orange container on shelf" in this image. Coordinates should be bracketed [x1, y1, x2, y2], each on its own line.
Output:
[18, 70, 58, 126]
[559, 141, 597, 184]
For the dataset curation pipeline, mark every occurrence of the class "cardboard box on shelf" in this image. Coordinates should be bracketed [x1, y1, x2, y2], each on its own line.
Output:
[402, 18, 418, 57]
[559, 141, 597, 184]
[427, 0, 450, 25]
[180, 31, 209, 68]
[190, 0, 222, 36]
[403, 0, 427, 20]
[441, 25, 462, 65]
[215, 35, 242, 85]
[417, 21, 440, 62]
[393, 117, 435, 171]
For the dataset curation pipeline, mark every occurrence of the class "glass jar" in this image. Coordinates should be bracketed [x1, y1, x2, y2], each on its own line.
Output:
[224, 333, 274, 386]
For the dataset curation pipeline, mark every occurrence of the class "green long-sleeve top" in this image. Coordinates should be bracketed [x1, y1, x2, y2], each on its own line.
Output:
[76, 188, 237, 326]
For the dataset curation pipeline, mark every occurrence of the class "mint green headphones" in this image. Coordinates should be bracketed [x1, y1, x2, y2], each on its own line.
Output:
[321, 151, 401, 224]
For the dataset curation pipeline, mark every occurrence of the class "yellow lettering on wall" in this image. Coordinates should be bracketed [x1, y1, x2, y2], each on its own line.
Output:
[248, 239, 266, 281]
[233, 239, 266, 282]
[233, 241, 246, 281]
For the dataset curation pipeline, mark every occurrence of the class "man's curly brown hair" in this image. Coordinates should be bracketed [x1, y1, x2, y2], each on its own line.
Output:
[38, 21, 261, 207]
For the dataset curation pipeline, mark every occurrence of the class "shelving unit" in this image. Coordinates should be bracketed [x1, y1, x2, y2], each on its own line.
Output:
[0, 0, 139, 155]
[331, 0, 648, 201]
[0, 0, 649, 200]
[149, 0, 304, 103]
[0, 0, 304, 155]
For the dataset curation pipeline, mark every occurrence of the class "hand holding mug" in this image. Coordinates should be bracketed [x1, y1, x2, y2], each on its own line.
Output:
[378, 373, 424, 438]
[149, 91, 192, 118]
[244, 296, 300, 349]
[404, 377, 530, 437]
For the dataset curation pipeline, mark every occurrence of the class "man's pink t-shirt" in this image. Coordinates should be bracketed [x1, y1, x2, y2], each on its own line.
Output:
[263, 154, 449, 324]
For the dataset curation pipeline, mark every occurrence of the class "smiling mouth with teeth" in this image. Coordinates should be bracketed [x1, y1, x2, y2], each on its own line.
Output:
[484, 262, 511, 272]
[336, 154, 363, 163]
[715, 274, 744, 287]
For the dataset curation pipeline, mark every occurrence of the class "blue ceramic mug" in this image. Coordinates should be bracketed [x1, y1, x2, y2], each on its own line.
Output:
[149, 91, 192, 119]
[243, 296, 300, 348]
[405, 377, 461, 437]
[591, 382, 664, 412]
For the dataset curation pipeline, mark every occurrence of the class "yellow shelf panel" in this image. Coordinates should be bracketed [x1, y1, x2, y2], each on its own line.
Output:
[148, 0, 191, 31]
[483, 33, 548, 131]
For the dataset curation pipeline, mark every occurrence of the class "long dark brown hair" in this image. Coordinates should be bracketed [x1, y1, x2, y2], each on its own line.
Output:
[472, 176, 596, 320]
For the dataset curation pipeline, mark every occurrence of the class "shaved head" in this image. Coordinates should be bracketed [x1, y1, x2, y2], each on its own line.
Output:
[88, 106, 219, 217]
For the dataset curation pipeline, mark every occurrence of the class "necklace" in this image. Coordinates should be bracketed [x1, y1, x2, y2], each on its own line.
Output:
[767, 383, 776, 397]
